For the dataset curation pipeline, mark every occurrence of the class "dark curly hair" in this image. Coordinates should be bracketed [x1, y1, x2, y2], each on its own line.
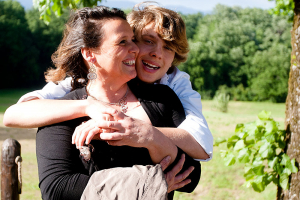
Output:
[45, 6, 126, 90]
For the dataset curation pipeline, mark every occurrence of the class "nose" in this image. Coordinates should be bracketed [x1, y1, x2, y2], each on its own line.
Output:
[150, 45, 162, 60]
[129, 42, 139, 55]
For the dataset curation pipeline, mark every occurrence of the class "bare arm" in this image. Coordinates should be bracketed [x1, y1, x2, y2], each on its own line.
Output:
[3, 99, 87, 128]
[3, 97, 117, 128]
[157, 127, 209, 160]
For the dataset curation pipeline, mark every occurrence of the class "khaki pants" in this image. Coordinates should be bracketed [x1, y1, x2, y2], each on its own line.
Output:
[81, 164, 168, 200]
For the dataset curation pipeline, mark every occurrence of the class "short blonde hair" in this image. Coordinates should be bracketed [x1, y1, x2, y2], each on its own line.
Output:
[127, 2, 189, 67]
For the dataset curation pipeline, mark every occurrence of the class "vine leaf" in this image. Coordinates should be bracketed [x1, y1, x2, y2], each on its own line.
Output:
[234, 140, 245, 151]
[251, 175, 265, 192]
[224, 153, 236, 166]
[257, 110, 271, 120]
[279, 173, 289, 190]
[238, 148, 250, 163]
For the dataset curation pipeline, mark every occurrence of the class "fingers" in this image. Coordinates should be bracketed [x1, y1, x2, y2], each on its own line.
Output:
[173, 166, 194, 185]
[100, 132, 123, 140]
[168, 154, 185, 178]
[86, 97, 120, 120]
[95, 121, 125, 133]
[160, 156, 171, 171]
[164, 154, 195, 193]
[85, 127, 101, 144]
[77, 123, 95, 147]
[169, 179, 191, 192]
[72, 122, 88, 145]
[109, 108, 126, 120]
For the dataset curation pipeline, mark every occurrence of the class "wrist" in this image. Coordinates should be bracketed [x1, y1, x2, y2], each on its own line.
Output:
[80, 99, 90, 117]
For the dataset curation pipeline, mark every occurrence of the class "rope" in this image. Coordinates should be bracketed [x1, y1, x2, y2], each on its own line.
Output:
[15, 156, 22, 194]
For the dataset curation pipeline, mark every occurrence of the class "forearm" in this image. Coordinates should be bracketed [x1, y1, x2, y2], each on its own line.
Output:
[3, 99, 87, 128]
[157, 127, 209, 160]
[142, 126, 178, 165]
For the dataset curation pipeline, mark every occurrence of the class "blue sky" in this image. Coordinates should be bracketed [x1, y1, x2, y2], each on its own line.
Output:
[18, 0, 276, 14]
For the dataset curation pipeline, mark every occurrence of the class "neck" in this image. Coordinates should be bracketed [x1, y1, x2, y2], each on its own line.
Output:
[87, 79, 128, 103]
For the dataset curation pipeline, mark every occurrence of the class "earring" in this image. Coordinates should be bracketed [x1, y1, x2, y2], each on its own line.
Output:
[87, 63, 97, 80]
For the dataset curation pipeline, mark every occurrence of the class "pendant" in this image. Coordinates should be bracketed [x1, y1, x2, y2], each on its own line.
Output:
[119, 99, 128, 113]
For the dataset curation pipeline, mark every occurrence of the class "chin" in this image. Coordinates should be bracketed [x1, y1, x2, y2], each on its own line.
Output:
[128, 71, 137, 80]
[138, 76, 156, 83]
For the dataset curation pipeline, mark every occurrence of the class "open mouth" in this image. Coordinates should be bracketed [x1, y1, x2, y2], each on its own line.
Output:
[142, 61, 160, 70]
[123, 60, 135, 66]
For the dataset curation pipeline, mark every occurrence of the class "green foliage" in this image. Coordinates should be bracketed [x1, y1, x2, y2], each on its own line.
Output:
[33, 0, 102, 24]
[179, 5, 292, 102]
[213, 85, 230, 112]
[215, 111, 298, 192]
[269, 0, 294, 22]
[180, 13, 203, 39]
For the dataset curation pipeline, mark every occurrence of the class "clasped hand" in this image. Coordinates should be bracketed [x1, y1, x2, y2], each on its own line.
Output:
[72, 110, 153, 148]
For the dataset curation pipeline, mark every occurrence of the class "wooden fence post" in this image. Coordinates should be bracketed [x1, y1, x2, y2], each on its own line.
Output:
[1, 138, 21, 200]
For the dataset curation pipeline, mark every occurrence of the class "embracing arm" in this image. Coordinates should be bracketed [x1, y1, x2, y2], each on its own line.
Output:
[3, 97, 118, 128]
[157, 127, 209, 160]
[163, 68, 213, 161]
[4, 99, 87, 128]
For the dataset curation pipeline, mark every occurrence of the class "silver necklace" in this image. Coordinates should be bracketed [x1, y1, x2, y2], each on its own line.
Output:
[90, 87, 129, 113]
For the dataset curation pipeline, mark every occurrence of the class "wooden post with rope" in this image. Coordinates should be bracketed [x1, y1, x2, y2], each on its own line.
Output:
[1, 138, 22, 200]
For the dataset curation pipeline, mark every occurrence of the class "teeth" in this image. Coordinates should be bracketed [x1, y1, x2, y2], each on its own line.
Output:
[123, 60, 135, 65]
[143, 61, 160, 69]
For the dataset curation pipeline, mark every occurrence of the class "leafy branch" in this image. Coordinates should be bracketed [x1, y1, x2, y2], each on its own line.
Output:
[33, 0, 102, 24]
[215, 110, 298, 192]
[268, 0, 295, 22]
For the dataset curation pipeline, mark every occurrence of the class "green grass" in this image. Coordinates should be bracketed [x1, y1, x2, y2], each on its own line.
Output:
[0, 89, 33, 112]
[0, 94, 285, 200]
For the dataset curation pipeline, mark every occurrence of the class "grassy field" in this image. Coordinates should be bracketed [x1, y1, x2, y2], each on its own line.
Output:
[0, 90, 285, 200]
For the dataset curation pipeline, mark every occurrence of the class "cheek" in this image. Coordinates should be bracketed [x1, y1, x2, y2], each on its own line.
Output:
[167, 53, 175, 66]
[163, 54, 174, 69]
[136, 44, 150, 57]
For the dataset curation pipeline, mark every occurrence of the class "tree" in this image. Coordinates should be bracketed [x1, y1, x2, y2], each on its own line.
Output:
[277, 1, 300, 199]
[179, 5, 291, 102]
[0, 0, 40, 88]
[25, 8, 70, 84]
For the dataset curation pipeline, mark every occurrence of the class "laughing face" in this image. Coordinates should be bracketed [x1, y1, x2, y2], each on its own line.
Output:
[93, 18, 139, 83]
[135, 22, 175, 84]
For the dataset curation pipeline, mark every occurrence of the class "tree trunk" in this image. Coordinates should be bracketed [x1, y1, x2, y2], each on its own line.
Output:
[277, 1, 300, 199]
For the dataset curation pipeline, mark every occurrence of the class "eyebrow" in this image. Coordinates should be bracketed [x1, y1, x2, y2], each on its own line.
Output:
[141, 34, 157, 39]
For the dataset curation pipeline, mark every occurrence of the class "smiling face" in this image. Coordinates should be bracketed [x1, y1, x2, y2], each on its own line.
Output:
[135, 22, 175, 84]
[93, 18, 139, 83]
